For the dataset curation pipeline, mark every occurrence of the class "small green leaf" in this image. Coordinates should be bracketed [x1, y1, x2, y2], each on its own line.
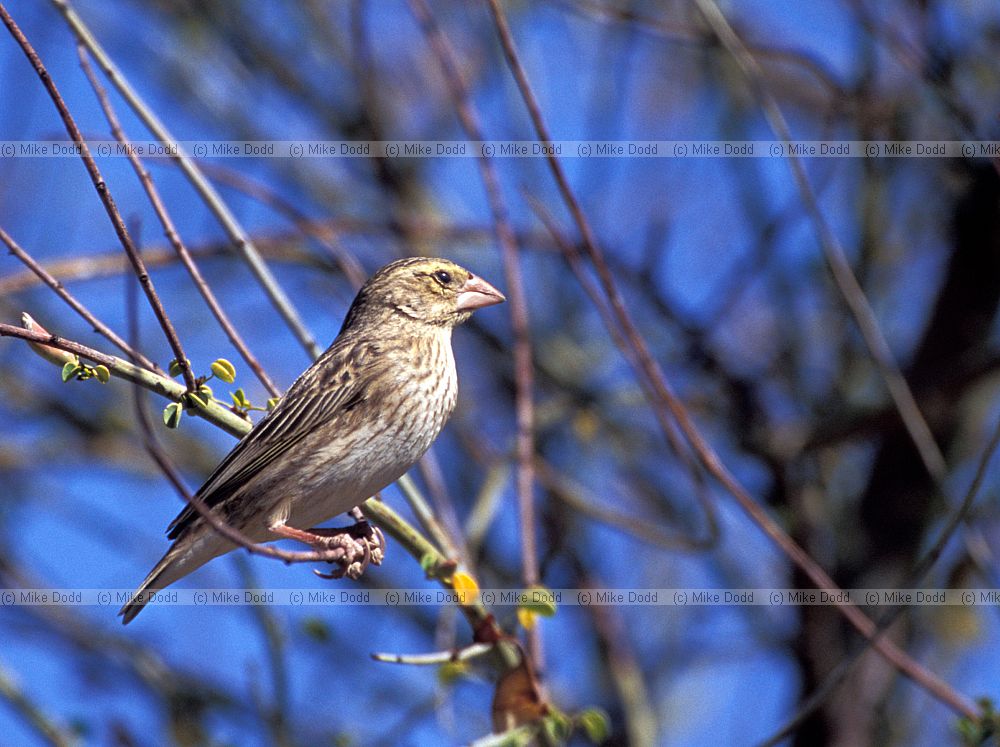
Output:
[163, 402, 183, 428]
[94, 365, 110, 384]
[266, 397, 280, 411]
[168, 358, 190, 378]
[210, 358, 236, 384]
[520, 585, 558, 617]
[231, 388, 250, 409]
[577, 709, 610, 743]
[61, 362, 80, 382]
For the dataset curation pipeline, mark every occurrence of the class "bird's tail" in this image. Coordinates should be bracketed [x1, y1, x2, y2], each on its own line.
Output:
[118, 534, 225, 624]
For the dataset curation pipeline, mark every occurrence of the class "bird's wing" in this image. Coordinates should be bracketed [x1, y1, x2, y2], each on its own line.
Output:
[166, 339, 376, 540]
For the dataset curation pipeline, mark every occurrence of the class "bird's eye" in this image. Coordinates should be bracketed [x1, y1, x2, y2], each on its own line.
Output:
[433, 270, 452, 285]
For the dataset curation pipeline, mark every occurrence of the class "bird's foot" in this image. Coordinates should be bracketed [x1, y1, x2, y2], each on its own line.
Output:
[269, 519, 385, 580]
[310, 520, 386, 580]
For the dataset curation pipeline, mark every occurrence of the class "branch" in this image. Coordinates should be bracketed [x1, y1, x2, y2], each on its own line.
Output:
[482, 0, 978, 719]
[0, 662, 76, 747]
[74, 44, 281, 398]
[0, 226, 156, 372]
[691, 0, 947, 482]
[0, 323, 504, 642]
[408, 0, 541, 667]
[49, 0, 322, 359]
[0, 3, 197, 391]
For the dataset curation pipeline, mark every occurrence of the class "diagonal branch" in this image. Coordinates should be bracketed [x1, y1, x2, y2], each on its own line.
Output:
[691, 0, 946, 482]
[408, 0, 541, 667]
[0, 322, 504, 643]
[49, 0, 322, 360]
[0, 226, 156, 372]
[482, 0, 977, 719]
[75, 44, 281, 398]
[0, 3, 197, 391]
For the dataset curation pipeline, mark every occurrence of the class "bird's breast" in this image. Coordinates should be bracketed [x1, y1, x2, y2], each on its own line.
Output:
[302, 332, 457, 504]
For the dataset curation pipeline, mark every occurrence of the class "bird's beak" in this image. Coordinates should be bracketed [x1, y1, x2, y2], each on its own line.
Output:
[456, 274, 506, 311]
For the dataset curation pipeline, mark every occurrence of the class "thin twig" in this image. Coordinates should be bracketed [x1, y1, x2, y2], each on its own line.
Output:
[554, 0, 847, 97]
[525, 194, 719, 549]
[235, 558, 293, 747]
[49, 0, 322, 359]
[0, 662, 77, 747]
[75, 44, 281, 398]
[482, 0, 977, 718]
[691, 0, 947, 483]
[190, 160, 367, 290]
[408, 0, 541, 668]
[758, 412, 1000, 746]
[397, 473, 459, 561]
[0, 4, 197, 391]
[0, 226, 156, 371]
[372, 642, 495, 665]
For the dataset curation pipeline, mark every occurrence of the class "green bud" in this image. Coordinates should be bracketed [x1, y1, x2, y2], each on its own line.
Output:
[266, 397, 280, 411]
[22, 313, 79, 368]
[94, 365, 111, 384]
[186, 390, 209, 409]
[543, 709, 572, 743]
[210, 358, 236, 384]
[419, 553, 438, 574]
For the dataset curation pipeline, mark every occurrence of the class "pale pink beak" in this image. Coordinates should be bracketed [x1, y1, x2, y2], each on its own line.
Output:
[456, 273, 506, 312]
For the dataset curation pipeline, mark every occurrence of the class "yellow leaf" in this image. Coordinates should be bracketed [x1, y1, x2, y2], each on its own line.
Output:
[517, 607, 537, 630]
[452, 570, 479, 603]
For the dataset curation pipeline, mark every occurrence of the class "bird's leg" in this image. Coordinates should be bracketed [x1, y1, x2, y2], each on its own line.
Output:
[269, 516, 386, 581]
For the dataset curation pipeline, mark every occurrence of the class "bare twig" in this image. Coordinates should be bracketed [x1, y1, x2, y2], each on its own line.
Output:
[482, 0, 977, 718]
[0, 662, 77, 747]
[691, 0, 947, 483]
[0, 323, 505, 645]
[408, 0, 541, 667]
[759, 411, 1000, 746]
[553, 0, 847, 97]
[190, 160, 367, 290]
[0, 226, 156, 371]
[372, 642, 495, 666]
[525, 195, 719, 549]
[0, 4, 197, 391]
[75, 44, 281, 398]
[49, 0, 322, 359]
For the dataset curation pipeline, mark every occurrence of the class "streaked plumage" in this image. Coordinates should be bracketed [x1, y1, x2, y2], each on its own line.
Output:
[120, 257, 504, 623]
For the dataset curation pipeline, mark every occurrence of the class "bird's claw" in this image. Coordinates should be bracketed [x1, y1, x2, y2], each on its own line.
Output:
[311, 521, 386, 580]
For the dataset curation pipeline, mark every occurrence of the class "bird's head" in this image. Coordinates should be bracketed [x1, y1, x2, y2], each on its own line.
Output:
[341, 257, 506, 332]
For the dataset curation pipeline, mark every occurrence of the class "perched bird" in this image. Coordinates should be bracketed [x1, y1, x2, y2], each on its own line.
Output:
[120, 257, 505, 623]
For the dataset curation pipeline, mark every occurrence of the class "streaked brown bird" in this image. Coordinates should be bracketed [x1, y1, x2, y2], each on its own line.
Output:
[120, 257, 505, 623]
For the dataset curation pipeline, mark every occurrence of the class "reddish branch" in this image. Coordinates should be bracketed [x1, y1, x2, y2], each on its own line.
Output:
[483, 0, 977, 720]
[0, 3, 197, 392]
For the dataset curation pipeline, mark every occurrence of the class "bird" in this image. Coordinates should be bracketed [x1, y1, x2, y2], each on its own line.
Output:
[120, 257, 505, 623]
